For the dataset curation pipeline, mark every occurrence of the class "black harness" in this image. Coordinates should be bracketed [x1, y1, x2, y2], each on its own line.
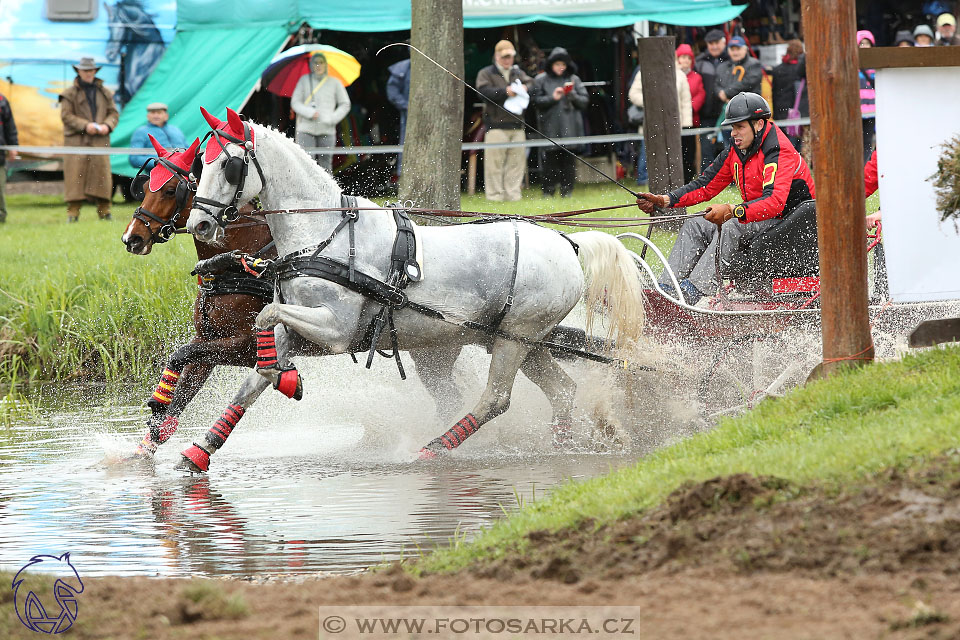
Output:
[130, 155, 193, 245]
[190, 122, 266, 228]
[271, 197, 521, 379]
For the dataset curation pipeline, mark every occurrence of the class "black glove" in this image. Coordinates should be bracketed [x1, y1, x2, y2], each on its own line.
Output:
[191, 251, 241, 276]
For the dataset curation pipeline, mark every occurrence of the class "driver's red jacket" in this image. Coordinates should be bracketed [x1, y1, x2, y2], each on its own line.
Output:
[666, 122, 815, 223]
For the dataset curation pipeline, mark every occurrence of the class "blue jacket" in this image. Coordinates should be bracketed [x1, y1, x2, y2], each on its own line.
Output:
[129, 123, 187, 169]
[386, 59, 411, 112]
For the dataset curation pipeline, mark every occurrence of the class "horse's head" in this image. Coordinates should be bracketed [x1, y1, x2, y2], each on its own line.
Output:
[186, 107, 265, 244]
[122, 135, 200, 255]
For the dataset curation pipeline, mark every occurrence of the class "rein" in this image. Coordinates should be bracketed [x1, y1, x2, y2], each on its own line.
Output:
[250, 203, 703, 229]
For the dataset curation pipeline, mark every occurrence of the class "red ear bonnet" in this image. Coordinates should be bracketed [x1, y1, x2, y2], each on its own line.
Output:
[201, 106, 254, 164]
[147, 135, 201, 192]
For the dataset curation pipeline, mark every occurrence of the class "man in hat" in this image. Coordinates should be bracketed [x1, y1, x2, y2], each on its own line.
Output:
[936, 13, 960, 45]
[291, 51, 351, 173]
[0, 90, 19, 224]
[59, 56, 119, 222]
[695, 29, 728, 171]
[129, 102, 186, 170]
[476, 39, 533, 201]
[913, 24, 936, 47]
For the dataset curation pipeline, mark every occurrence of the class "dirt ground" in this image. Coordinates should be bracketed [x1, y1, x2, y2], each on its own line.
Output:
[4, 457, 959, 639]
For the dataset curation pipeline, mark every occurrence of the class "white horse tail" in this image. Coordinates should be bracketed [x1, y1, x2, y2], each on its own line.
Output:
[571, 230, 646, 344]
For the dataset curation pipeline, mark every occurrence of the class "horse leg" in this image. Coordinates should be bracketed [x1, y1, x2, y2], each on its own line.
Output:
[254, 302, 357, 399]
[174, 325, 298, 472]
[175, 372, 272, 474]
[519, 347, 577, 447]
[408, 346, 464, 425]
[418, 337, 531, 459]
[135, 335, 256, 456]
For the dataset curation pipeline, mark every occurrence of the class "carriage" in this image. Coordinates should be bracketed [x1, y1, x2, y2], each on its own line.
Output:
[613, 203, 958, 418]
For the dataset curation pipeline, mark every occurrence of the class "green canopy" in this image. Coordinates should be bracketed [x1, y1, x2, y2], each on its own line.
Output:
[176, 0, 745, 32]
[110, 25, 289, 177]
[113, 0, 745, 176]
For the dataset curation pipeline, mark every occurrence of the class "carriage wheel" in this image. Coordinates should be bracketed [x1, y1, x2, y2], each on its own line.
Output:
[697, 332, 815, 420]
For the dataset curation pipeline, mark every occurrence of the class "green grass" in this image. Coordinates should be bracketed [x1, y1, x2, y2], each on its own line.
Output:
[0, 194, 197, 384]
[419, 344, 960, 573]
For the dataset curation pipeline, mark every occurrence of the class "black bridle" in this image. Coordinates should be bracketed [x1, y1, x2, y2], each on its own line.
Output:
[131, 154, 194, 244]
[191, 121, 266, 230]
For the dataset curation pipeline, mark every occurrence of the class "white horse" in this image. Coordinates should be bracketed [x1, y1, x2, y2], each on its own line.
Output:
[180, 107, 645, 472]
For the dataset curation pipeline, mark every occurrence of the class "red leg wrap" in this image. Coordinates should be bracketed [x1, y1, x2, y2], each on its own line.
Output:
[136, 415, 179, 456]
[256, 329, 278, 369]
[552, 422, 573, 447]
[205, 404, 245, 449]
[275, 369, 302, 400]
[181, 443, 210, 472]
[420, 414, 479, 458]
[150, 368, 180, 406]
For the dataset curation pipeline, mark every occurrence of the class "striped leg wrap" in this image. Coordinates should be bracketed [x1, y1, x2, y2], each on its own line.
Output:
[150, 368, 181, 406]
[204, 404, 245, 450]
[136, 415, 179, 456]
[552, 421, 573, 446]
[420, 414, 480, 458]
[256, 329, 278, 370]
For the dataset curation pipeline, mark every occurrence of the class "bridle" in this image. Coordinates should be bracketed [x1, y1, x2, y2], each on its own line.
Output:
[130, 154, 194, 245]
[190, 121, 266, 230]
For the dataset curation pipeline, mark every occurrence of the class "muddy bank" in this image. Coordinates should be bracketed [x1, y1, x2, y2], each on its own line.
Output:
[3, 455, 959, 639]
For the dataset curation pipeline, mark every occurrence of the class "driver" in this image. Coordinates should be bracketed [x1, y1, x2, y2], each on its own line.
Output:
[637, 92, 815, 305]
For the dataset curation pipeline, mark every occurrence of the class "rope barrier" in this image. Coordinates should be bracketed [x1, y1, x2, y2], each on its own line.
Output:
[0, 116, 826, 157]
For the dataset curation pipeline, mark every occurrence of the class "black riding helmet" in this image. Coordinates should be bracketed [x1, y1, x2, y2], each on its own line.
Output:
[721, 92, 772, 125]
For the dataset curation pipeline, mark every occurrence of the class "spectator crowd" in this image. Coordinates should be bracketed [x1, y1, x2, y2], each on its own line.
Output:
[0, 9, 957, 216]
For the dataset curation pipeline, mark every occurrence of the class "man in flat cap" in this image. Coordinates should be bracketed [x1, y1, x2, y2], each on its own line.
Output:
[129, 102, 186, 170]
[59, 56, 119, 221]
[695, 29, 729, 171]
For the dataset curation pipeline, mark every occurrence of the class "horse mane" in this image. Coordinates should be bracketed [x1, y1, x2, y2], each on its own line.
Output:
[248, 121, 342, 203]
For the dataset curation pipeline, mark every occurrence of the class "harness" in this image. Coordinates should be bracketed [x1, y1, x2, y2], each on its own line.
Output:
[199, 239, 276, 301]
[130, 155, 192, 244]
[190, 121, 266, 228]
[270, 197, 521, 379]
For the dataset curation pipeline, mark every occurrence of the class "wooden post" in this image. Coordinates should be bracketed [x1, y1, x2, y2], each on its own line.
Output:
[636, 37, 685, 206]
[802, 0, 874, 377]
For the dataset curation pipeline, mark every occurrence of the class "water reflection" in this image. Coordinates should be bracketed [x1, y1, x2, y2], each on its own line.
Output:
[0, 395, 632, 579]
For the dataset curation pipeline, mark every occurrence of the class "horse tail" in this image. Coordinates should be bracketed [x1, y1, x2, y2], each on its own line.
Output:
[570, 230, 646, 345]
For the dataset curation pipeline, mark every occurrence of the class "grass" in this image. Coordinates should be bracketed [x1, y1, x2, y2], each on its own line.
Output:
[418, 343, 960, 573]
[0, 179, 881, 385]
[0, 193, 197, 384]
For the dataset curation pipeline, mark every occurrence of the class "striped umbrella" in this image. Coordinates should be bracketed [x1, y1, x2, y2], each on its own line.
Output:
[261, 44, 361, 98]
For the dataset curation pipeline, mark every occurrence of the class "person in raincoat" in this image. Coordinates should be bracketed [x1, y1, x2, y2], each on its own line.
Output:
[59, 57, 119, 222]
[290, 52, 351, 173]
[531, 47, 588, 197]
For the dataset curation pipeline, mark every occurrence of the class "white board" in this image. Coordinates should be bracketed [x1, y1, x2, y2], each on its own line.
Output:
[874, 66, 960, 302]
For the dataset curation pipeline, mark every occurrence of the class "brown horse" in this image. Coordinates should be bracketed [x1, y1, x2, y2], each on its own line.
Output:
[121, 136, 277, 456]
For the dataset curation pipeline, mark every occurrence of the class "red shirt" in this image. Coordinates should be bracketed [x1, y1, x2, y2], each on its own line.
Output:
[667, 122, 816, 223]
[864, 149, 878, 197]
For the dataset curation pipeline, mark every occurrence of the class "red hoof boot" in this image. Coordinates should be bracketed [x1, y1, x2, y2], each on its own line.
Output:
[274, 368, 303, 400]
[418, 438, 448, 460]
[178, 443, 210, 473]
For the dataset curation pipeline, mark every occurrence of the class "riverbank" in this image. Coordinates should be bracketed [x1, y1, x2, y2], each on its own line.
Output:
[1, 344, 957, 639]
